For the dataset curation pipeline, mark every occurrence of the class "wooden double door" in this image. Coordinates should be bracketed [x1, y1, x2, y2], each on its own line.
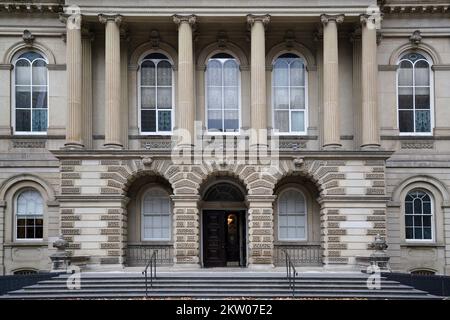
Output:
[202, 210, 246, 268]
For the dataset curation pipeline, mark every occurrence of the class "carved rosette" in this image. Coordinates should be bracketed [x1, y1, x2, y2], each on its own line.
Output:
[320, 14, 345, 25]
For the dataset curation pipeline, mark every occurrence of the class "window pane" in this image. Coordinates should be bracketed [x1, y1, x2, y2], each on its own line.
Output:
[291, 111, 305, 132]
[274, 111, 289, 132]
[274, 87, 289, 109]
[32, 110, 47, 132]
[32, 87, 47, 108]
[157, 61, 172, 86]
[208, 110, 222, 131]
[405, 202, 413, 214]
[141, 87, 156, 109]
[35, 225, 43, 239]
[415, 87, 430, 109]
[399, 110, 414, 132]
[290, 60, 305, 86]
[398, 61, 413, 86]
[415, 110, 431, 132]
[414, 228, 423, 239]
[207, 60, 222, 86]
[423, 228, 432, 240]
[273, 60, 288, 86]
[398, 87, 413, 109]
[157, 87, 172, 109]
[290, 87, 305, 109]
[423, 216, 431, 227]
[158, 110, 171, 131]
[207, 87, 222, 110]
[32, 60, 47, 85]
[423, 202, 431, 214]
[141, 110, 156, 132]
[224, 87, 238, 109]
[16, 109, 31, 131]
[415, 60, 430, 86]
[223, 60, 238, 86]
[414, 215, 422, 227]
[141, 61, 155, 86]
[15, 60, 30, 85]
[224, 110, 239, 132]
[16, 87, 31, 109]
[405, 215, 413, 227]
[405, 227, 413, 239]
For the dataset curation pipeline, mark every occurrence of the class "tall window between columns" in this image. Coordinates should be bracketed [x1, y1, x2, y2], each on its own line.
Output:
[405, 189, 434, 241]
[272, 53, 308, 135]
[138, 52, 174, 134]
[13, 51, 48, 134]
[206, 53, 240, 133]
[397, 52, 433, 134]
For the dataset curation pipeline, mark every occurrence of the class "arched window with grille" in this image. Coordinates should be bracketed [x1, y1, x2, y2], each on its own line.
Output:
[206, 53, 240, 133]
[272, 53, 307, 134]
[13, 51, 48, 133]
[141, 187, 171, 241]
[139, 52, 174, 134]
[405, 189, 434, 241]
[278, 189, 307, 241]
[397, 52, 433, 134]
[15, 189, 44, 240]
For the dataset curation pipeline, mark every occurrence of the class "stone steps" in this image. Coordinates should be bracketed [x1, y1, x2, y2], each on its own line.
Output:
[0, 272, 440, 300]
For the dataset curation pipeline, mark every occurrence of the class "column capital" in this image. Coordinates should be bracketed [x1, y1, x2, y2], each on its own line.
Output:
[172, 14, 197, 27]
[360, 13, 380, 30]
[246, 14, 271, 28]
[320, 14, 344, 25]
[59, 13, 82, 30]
[98, 14, 123, 25]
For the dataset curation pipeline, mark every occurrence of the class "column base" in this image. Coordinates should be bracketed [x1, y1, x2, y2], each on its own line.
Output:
[360, 144, 381, 151]
[322, 143, 342, 150]
[103, 143, 123, 150]
[63, 142, 85, 150]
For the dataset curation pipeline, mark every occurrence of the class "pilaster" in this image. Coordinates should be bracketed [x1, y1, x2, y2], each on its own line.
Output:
[81, 29, 93, 149]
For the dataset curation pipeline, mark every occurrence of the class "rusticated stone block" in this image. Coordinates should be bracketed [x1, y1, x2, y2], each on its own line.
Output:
[100, 257, 120, 264]
[366, 188, 385, 195]
[107, 250, 121, 256]
[367, 216, 385, 221]
[252, 229, 271, 235]
[366, 173, 384, 180]
[326, 160, 346, 166]
[328, 215, 346, 221]
[327, 257, 349, 264]
[108, 236, 120, 242]
[61, 166, 75, 172]
[186, 236, 197, 242]
[61, 208, 74, 214]
[328, 243, 347, 250]
[101, 243, 120, 249]
[372, 181, 385, 187]
[327, 222, 340, 228]
[101, 229, 120, 235]
[327, 209, 339, 215]
[101, 215, 121, 221]
[108, 221, 120, 228]
[316, 167, 338, 179]
[328, 251, 341, 257]
[108, 208, 123, 215]
[61, 222, 74, 228]
[61, 215, 81, 221]
[321, 173, 345, 184]
[61, 160, 82, 166]
[67, 243, 81, 250]
[62, 173, 80, 179]
[373, 210, 385, 215]
[61, 228, 80, 235]
[328, 236, 341, 242]
[327, 188, 345, 195]
[61, 187, 80, 194]
[374, 222, 386, 229]
[328, 229, 346, 235]
[101, 187, 121, 194]
[367, 229, 386, 235]
[107, 180, 123, 189]
[63, 236, 74, 242]
[61, 180, 74, 187]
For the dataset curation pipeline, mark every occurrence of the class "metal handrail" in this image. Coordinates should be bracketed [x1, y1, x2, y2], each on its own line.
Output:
[283, 249, 298, 297]
[142, 250, 157, 297]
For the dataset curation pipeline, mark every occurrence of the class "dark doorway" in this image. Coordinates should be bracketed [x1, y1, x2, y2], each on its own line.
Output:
[203, 210, 246, 267]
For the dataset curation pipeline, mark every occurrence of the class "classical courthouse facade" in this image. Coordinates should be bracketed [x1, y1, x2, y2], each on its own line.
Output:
[0, 0, 450, 275]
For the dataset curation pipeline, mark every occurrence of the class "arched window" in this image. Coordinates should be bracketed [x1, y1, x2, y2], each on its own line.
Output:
[405, 189, 433, 241]
[272, 53, 307, 134]
[141, 187, 171, 241]
[14, 51, 48, 133]
[397, 52, 433, 134]
[15, 189, 44, 240]
[139, 52, 173, 134]
[206, 53, 240, 133]
[278, 189, 307, 240]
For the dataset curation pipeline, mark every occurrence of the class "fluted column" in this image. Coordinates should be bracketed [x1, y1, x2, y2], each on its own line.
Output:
[360, 14, 380, 149]
[81, 30, 93, 149]
[247, 14, 270, 147]
[99, 14, 123, 149]
[321, 14, 344, 150]
[173, 15, 196, 146]
[63, 13, 83, 148]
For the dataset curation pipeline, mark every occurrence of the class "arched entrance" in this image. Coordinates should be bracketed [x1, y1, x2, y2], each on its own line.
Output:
[200, 180, 247, 268]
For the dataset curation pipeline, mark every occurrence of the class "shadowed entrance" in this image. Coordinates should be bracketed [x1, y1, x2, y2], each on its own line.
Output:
[201, 182, 247, 268]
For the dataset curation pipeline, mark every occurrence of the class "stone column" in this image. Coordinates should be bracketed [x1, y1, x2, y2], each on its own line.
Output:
[171, 195, 200, 267]
[99, 14, 123, 149]
[351, 29, 362, 149]
[63, 13, 83, 148]
[321, 14, 344, 150]
[360, 15, 380, 149]
[0, 200, 5, 275]
[120, 30, 129, 149]
[81, 30, 93, 149]
[247, 14, 270, 147]
[247, 195, 276, 268]
[173, 15, 196, 147]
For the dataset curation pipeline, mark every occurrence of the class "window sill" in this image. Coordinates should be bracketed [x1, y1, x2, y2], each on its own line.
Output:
[4, 241, 46, 247]
[275, 241, 318, 246]
[129, 241, 173, 246]
[400, 242, 445, 248]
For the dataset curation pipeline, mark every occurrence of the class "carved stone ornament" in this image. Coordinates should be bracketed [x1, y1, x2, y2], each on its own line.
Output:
[150, 29, 160, 48]
[284, 30, 295, 48]
[22, 30, 35, 45]
[293, 157, 304, 168]
[410, 30, 422, 46]
[320, 14, 345, 25]
[53, 234, 69, 251]
[142, 156, 153, 166]
[98, 14, 123, 25]
[217, 30, 228, 48]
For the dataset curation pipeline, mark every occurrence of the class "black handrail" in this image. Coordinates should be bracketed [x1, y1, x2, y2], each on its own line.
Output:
[283, 249, 297, 297]
[142, 250, 157, 297]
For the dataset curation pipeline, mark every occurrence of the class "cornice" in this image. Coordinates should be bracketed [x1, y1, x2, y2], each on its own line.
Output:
[380, 3, 450, 14]
[0, 2, 63, 13]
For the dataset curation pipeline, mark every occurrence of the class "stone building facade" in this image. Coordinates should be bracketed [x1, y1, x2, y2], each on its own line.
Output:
[0, 0, 449, 275]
